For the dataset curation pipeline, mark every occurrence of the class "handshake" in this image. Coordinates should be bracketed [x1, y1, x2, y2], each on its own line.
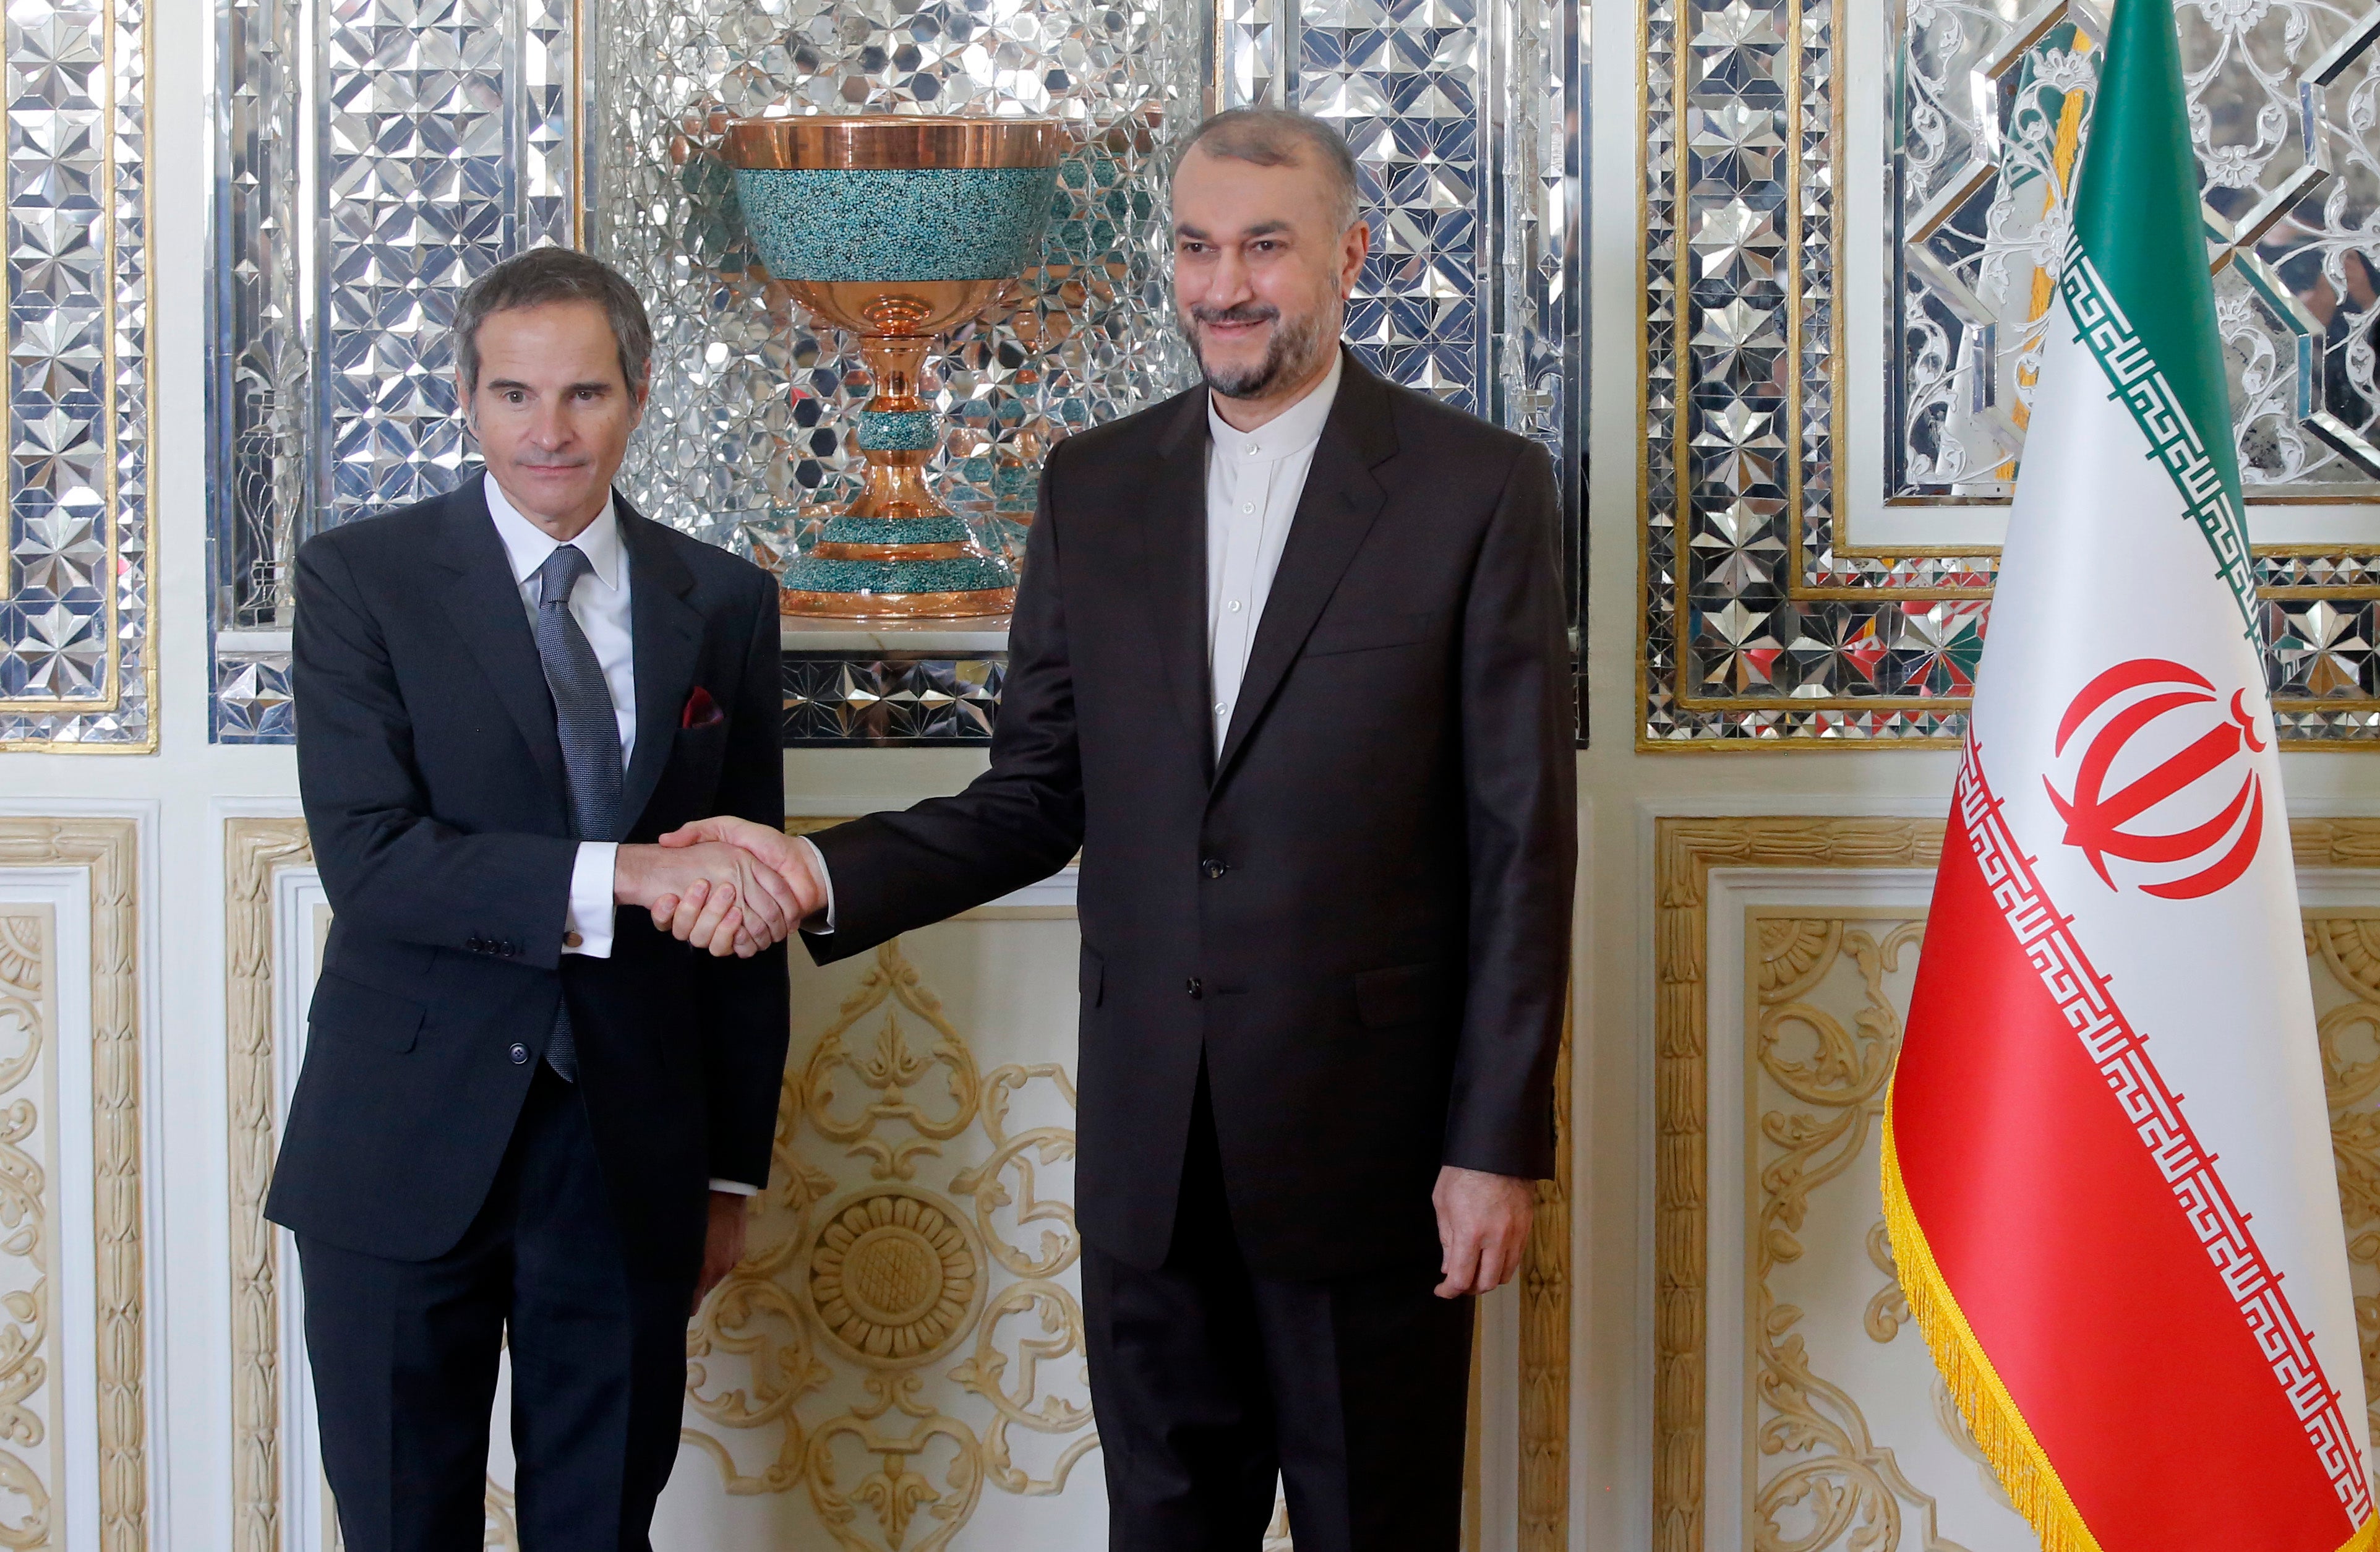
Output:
[612, 818, 824, 957]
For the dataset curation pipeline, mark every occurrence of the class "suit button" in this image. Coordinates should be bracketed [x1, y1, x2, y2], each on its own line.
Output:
[1201, 858, 1228, 879]
[563, 931, 583, 949]
[508, 1042, 530, 1065]
[1186, 978, 1203, 1000]
[501, 940, 518, 956]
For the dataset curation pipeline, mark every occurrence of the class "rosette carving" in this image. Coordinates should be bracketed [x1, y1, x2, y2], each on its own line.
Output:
[684, 937, 1096, 1548]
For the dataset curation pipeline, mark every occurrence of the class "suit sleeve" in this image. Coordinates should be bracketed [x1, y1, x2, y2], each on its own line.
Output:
[695, 573, 794, 1188]
[803, 456, 1086, 964]
[293, 533, 578, 970]
[1442, 442, 1576, 1180]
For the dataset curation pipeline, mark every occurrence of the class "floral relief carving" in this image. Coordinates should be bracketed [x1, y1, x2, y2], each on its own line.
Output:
[684, 937, 1096, 1550]
[0, 912, 48, 1550]
[2310, 917, 2380, 1449]
[1751, 917, 1967, 1552]
[1659, 820, 2380, 1552]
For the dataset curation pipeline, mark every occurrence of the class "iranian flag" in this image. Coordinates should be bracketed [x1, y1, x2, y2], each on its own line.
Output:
[1881, 0, 2377, 1548]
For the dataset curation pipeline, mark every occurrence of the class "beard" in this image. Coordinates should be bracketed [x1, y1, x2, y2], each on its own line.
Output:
[1177, 297, 1330, 400]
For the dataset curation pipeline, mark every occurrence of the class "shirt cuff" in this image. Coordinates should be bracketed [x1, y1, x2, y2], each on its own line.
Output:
[565, 842, 618, 957]
[708, 1178, 761, 1195]
[797, 834, 837, 935]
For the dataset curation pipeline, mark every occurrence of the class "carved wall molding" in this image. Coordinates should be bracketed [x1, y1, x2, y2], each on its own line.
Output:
[1654, 819, 1945, 1552]
[0, 817, 147, 1548]
[1520, 1002, 1572, 1552]
[224, 815, 312, 1552]
[1654, 815, 2380, 1551]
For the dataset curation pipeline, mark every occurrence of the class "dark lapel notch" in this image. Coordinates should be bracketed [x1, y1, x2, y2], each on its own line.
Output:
[1142, 388, 1222, 781]
[433, 474, 570, 820]
[1214, 352, 1398, 784]
[614, 497, 706, 836]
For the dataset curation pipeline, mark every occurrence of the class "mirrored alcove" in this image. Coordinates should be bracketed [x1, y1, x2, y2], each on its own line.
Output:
[205, 0, 1585, 747]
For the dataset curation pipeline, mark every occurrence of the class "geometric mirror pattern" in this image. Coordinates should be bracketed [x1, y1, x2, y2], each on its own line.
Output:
[208, 0, 1585, 747]
[1642, 0, 2380, 745]
[209, 0, 581, 743]
[1220, 0, 1586, 726]
[1, 0, 153, 750]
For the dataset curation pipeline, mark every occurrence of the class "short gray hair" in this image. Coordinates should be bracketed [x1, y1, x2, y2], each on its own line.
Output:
[452, 247, 653, 395]
[1174, 108, 1361, 233]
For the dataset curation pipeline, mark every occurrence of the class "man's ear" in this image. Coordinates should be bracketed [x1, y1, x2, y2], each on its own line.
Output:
[1340, 218, 1371, 297]
[628, 372, 651, 431]
[455, 372, 477, 438]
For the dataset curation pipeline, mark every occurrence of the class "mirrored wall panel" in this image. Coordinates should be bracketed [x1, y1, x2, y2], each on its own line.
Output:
[0, 0, 154, 751]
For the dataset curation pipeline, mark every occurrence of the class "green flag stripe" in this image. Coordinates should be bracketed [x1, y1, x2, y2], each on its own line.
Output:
[2066, 0, 2253, 631]
[2060, 242, 2258, 635]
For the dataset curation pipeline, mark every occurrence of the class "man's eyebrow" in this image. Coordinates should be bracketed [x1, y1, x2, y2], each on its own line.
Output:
[478, 378, 614, 394]
[1173, 220, 1293, 241]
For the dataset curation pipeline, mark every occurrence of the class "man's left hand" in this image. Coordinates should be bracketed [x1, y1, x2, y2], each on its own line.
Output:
[693, 1190, 750, 1313]
[1431, 1165, 1536, 1298]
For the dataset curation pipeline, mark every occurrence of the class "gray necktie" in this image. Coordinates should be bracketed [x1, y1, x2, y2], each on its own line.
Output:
[533, 543, 622, 1081]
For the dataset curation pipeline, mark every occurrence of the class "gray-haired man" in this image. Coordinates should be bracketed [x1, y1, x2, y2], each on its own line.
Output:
[267, 247, 821, 1550]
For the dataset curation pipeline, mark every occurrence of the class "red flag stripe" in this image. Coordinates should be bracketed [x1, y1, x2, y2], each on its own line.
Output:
[1887, 743, 2372, 1551]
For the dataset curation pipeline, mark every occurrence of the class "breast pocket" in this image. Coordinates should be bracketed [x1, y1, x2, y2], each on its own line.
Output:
[307, 971, 426, 1054]
[1303, 609, 1446, 659]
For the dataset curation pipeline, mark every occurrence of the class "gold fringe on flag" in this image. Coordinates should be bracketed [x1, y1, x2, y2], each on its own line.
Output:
[1879, 1088, 2109, 1552]
[1881, 1090, 2379, 1552]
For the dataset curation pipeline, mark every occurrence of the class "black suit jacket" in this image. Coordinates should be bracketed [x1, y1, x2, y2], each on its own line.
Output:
[808, 353, 1575, 1281]
[265, 473, 790, 1281]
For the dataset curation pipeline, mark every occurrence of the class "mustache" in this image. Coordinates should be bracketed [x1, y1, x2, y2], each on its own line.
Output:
[1187, 302, 1281, 328]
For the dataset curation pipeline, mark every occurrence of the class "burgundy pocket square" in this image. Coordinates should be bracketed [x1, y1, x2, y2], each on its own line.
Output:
[681, 686, 724, 729]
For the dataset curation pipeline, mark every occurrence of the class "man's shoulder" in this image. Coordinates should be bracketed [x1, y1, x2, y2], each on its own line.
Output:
[1373, 372, 1541, 469]
[1047, 383, 1203, 474]
[301, 484, 471, 564]
[625, 509, 776, 607]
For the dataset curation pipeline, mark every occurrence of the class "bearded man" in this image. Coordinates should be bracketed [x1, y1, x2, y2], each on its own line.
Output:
[658, 108, 1575, 1551]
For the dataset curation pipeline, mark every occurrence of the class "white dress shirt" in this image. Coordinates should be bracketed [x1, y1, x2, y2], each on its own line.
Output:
[798, 353, 1345, 934]
[486, 480, 760, 1197]
[1203, 350, 1342, 750]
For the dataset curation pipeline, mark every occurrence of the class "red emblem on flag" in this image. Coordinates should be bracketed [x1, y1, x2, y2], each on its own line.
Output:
[2043, 657, 2267, 899]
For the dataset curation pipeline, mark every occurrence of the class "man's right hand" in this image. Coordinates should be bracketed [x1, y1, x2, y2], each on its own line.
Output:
[648, 817, 828, 953]
[613, 840, 803, 958]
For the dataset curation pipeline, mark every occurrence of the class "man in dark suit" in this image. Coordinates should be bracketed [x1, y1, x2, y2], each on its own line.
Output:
[657, 109, 1575, 1550]
[267, 247, 818, 1551]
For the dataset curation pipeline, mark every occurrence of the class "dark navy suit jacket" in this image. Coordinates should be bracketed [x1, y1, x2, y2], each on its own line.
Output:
[265, 473, 790, 1279]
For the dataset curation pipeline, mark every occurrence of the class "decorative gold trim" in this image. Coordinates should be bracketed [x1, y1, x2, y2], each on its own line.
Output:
[1654, 815, 2380, 1548]
[721, 114, 1065, 172]
[1634, 2, 2380, 749]
[225, 817, 313, 1552]
[0, 0, 158, 748]
[1655, 818, 1947, 1552]
[1518, 999, 1570, 1552]
[0, 818, 147, 1545]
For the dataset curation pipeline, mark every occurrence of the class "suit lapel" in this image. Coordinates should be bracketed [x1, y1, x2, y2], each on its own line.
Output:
[433, 475, 570, 817]
[615, 499, 705, 836]
[1141, 390, 1218, 780]
[1214, 355, 1398, 783]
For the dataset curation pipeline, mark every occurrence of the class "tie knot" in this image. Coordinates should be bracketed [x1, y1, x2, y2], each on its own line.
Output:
[535, 544, 593, 607]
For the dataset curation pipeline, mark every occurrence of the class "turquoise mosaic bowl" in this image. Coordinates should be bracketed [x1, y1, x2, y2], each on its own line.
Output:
[734, 166, 1061, 284]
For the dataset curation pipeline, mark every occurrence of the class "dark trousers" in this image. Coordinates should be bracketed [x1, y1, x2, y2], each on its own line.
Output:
[1082, 1070, 1475, 1552]
[296, 1065, 693, 1552]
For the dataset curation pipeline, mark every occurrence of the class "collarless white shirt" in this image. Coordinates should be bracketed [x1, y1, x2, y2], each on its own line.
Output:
[1204, 349, 1343, 752]
[484, 476, 633, 961]
[796, 354, 1347, 937]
